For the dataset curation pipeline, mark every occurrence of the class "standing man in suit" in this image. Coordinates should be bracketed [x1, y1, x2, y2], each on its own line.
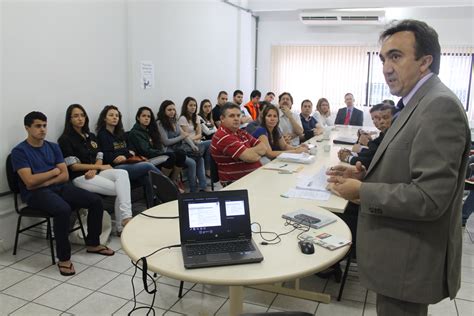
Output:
[334, 93, 364, 126]
[327, 20, 470, 315]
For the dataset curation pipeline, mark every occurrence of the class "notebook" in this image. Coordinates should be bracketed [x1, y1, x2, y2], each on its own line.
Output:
[178, 189, 264, 269]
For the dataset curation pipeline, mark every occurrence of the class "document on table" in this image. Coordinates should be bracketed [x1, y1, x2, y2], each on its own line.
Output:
[296, 167, 329, 192]
[282, 167, 331, 201]
[282, 188, 330, 201]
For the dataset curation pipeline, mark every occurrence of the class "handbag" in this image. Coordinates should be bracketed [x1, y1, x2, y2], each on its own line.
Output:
[70, 209, 112, 245]
[172, 141, 205, 158]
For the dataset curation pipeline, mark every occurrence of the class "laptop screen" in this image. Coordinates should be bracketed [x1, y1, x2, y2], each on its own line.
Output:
[178, 190, 252, 243]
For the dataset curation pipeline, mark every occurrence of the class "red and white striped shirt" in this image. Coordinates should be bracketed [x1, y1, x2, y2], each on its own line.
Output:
[211, 125, 262, 182]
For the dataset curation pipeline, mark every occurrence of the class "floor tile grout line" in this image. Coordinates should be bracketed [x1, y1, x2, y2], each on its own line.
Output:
[213, 297, 229, 315]
[456, 297, 474, 303]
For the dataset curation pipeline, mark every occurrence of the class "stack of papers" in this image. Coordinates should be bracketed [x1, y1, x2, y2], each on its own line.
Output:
[296, 167, 328, 191]
[282, 167, 331, 201]
[301, 232, 351, 250]
[277, 153, 315, 164]
[263, 163, 303, 173]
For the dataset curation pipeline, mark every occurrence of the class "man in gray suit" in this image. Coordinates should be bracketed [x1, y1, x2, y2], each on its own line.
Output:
[327, 20, 470, 315]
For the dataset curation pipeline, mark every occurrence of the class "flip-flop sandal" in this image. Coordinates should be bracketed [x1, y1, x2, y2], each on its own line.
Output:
[86, 245, 115, 256]
[57, 262, 75, 276]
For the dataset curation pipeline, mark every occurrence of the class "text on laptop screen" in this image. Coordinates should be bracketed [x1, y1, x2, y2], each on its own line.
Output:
[179, 190, 251, 243]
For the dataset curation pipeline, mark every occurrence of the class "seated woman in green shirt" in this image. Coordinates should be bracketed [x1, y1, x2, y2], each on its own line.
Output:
[128, 106, 186, 189]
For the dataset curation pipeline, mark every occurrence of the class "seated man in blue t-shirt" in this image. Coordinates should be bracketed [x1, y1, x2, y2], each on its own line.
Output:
[11, 112, 114, 276]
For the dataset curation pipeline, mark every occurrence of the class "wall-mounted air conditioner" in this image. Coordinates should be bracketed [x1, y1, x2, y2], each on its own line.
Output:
[300, 10, 385, 26]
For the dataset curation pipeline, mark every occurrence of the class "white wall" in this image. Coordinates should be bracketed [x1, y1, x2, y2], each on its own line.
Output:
[0, 0, 256, 194]
[256, 6, 474, 101]
[127, 0, 256, 121]
[0, 0, 256, 249]
[1, 0, 129, 194]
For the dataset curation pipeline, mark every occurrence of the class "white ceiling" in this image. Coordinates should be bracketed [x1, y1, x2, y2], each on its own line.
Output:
[244, 0, 474, 12]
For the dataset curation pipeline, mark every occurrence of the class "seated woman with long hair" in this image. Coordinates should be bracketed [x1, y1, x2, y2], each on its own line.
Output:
[251, 104, 308, 161]
[96, 105, 162, 207]
[58, 104, 133, 234]
[157, 100, 207, 192]
[198, 99, 217, 140]
[128, 106, 186, 191]
[313, 98, 335, 127]
[179, 97, 212, 177]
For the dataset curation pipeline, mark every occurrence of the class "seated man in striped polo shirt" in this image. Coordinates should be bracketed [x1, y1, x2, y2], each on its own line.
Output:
[211, 102, 267, 183]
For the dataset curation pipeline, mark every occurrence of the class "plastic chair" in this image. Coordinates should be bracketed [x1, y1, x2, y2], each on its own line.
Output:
[148, 170, 185, 297]
[6, 154, 86, 265]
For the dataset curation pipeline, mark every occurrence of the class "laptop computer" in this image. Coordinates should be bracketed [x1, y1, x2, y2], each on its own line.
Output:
[178, 189, 264, 269]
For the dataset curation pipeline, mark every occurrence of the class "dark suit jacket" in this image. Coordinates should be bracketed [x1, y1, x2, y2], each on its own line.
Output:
[358, 75, 470, 303]
[350, 132, 385, 169]
[334, 107, 364, 126]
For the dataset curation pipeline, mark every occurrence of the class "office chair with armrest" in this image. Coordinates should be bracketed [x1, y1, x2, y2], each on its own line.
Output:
[148, 170, 185, 297]
[6, 154, 86, 265]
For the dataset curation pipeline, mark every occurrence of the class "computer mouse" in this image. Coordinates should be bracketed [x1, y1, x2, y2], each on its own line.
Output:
[298, 240, 315, 255]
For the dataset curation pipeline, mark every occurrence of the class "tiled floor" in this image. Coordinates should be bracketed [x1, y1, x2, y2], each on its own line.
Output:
[0, 230, 473, 316]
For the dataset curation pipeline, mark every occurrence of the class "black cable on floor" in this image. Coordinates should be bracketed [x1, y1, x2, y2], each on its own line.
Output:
[128, 244, 181, 315]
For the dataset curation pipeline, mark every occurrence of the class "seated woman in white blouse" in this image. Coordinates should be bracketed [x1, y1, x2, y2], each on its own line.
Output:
[179, 97, 212, 177]
[313, 98, 335, 127]
[197, 99, 217, 140]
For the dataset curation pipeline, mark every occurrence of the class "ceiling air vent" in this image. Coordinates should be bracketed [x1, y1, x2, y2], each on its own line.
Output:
[300, 10, 385, 25]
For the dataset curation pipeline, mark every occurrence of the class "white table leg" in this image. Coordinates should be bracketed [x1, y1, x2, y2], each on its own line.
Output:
[229, 285, 244, 316]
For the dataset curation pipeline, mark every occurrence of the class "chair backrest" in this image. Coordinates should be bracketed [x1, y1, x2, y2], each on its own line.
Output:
[209, 154, 220, 183]
[6, 154, 21, 194]
[149, 170, 179, 205]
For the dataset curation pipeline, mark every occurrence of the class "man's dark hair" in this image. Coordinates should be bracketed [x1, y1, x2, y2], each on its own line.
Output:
[380, 19, 441, 74]
[24, 111, 47, 126]
[380, 104, 397, 115]
[370, 103, 384, 113]
[266, 92, 275, 97]
[221, 102, 241, 117]
[382, 99, 395, 106]
[258, 101, 272, 115]
[218, 91, 228, 98]
[301, 99, 312, 107]
[278, 92, 293, 104]
[250, 90, 261, 99]
[233, 90, 243, 97]
[344, 93, 354, 99]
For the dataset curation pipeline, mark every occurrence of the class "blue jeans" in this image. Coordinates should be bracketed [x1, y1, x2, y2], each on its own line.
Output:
[116, 162, 162, 207]
[185, 156, 206, 192]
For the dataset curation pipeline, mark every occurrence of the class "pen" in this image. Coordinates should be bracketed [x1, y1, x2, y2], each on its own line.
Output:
[279, 164, 288, 168]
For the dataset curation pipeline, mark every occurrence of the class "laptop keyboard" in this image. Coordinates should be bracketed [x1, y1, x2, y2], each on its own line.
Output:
[187, 240, 255, 256]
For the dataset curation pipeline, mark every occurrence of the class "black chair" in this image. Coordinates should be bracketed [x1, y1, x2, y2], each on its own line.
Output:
[6, 154, 86, 265]
[149, 170, 179, 205]
[209, 155, 220, 191]
[148, 170, 185, 297]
